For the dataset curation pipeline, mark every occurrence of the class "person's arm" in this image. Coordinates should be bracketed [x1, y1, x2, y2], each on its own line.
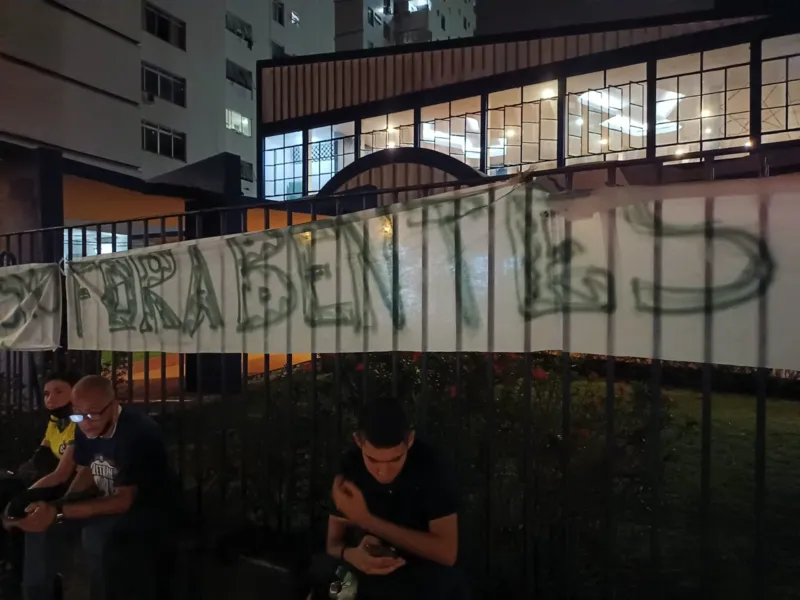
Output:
[17, 442, 57, 478]
[60, 485, 136, 520]
[363, 513, 458, 567]
[64, 466, 97, 496]
[326, 514, 350, 560]
[30, 445, 76, 489]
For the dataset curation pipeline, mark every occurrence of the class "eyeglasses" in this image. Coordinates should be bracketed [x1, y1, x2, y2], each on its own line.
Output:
[69, 402, 112, 423]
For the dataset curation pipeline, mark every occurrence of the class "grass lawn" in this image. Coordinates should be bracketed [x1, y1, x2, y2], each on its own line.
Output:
[654, 389, 800, 598]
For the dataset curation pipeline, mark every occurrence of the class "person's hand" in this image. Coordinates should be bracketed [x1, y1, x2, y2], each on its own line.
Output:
[15, 502, 56, 533]
[344, 535, 405, 575]
[332, 476, 371, 528]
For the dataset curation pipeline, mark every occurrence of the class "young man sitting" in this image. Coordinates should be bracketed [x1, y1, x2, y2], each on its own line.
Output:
[4, 375, 174, 600]
[1, 371, 80, 594]
[325, 397, 466, 599]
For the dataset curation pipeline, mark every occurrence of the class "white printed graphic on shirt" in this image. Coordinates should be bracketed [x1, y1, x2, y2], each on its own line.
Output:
[90, 456, 117, 496]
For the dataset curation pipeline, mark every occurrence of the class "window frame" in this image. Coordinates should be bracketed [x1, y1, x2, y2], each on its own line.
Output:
[141, 121, 187, 162]
[143, 3, 186, 51]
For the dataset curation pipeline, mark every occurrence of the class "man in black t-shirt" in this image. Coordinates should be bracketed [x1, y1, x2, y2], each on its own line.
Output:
[7, 375, 174, 600]
[325, 398, 465, 600]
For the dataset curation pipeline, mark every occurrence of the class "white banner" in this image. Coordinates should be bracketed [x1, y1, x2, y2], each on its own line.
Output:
[0, 263, 62, 350]
[65, 174, 800, 369]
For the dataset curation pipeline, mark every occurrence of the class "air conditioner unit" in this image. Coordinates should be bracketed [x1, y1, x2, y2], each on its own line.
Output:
[142, 92, 155, 104]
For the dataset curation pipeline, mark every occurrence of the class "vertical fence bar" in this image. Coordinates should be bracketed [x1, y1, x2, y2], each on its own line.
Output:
[283, 202, 294, 532]
[420, 189, 430, 436]
[219, 209, 229, 507]
[333, 198, 343, 473]
[177, 215, 186, 492]
[126, 221, 134, 406]
[4, 234, 13, 411]
[160, 217, 168, 419]
[484, 186, 496, 583]
[522, 182, 535, 597]
[142, 219, 150, 412]
[560, 180, 574, 600]
[390, 191, 400, 400]
[79, 227, 87, 377]
[360, 195, 370, 413]
[110, 223, 119, 400]
[261, 204, 273, 530]
[604, 167, 618, 600]
[754, 155, 769, 599]
[309, 201, 319, 524]
[701, 158, 715, 596]
[649, 170, 664, 597]
[239, 207, 249, 519]
[193, 212, 205, 518]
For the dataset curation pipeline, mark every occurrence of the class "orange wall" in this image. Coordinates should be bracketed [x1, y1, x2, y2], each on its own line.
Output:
[246, 208, 315, 232]
[63, 175, 185, 226]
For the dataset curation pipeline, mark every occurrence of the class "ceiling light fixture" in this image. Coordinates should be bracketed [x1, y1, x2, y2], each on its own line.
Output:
[540, 88, 555, 99]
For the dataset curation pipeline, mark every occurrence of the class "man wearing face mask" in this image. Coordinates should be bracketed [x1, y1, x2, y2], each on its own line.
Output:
[1, 371, 80, 595]
[7, 375, 175, 600]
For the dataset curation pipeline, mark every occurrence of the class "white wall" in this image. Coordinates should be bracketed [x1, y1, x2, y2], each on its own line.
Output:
[0, 0, 141, 170]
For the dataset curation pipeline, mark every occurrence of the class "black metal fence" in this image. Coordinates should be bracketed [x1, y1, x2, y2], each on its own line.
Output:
[1, 149, 799, 600]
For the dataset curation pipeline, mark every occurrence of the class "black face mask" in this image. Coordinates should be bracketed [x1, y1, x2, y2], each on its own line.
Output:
[49, 404, 72, 420]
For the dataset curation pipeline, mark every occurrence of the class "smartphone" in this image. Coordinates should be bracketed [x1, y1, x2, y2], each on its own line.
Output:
[366, 543, 398, 558]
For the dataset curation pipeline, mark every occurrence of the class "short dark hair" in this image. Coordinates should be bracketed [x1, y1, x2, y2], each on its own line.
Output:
[357, 398, 411, 449]
[44, 370, 81, 387]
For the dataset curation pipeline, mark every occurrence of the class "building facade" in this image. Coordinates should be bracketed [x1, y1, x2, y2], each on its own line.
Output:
[258, 11, 800, 202]
[0, 0, 334, 198]
[335, 0, 474, 52]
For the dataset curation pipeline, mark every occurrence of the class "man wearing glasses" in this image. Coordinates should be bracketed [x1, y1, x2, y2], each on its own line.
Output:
[8, 375, 174, 600]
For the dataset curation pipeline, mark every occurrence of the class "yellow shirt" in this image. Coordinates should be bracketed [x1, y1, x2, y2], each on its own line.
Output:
[43, 418, 76, 460]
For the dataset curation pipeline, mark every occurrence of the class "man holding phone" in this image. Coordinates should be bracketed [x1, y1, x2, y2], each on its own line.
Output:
[324, 397, 465, 599]
[5, 375, 174, 600]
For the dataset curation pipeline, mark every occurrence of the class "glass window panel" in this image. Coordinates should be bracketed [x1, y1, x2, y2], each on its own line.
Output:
[421, 103, 450, 120]
[523, 81, 557, 102]
[362, 115, 387, 134]
[657, 53, 700, 78]
[488, 88, 521, 109]
[567, 71, 604, 94]
[762, 59, 786, 85]
[451, 96, 480, 115]
[387, 110, 414, 128]
[606, 63, 646, 86]
[789, 80, 800, 103]
[761, 107, 785, 132]
[703, 44, 749, 70]
[763, 34, 800, 60]
[727, 65, 750, 90]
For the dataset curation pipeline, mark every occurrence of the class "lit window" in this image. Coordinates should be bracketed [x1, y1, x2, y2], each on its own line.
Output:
[291, 10, 299, 25]
[225, 109, 252, 137]
[655, 45, 750, 158]
[307, 123, 356, 193]
[420, 98, 482, 169]
[487, 82, 558, 174]
[761, 34, 800, 145]
[264, 132, 303, 201]
[566, 64, 648, 165]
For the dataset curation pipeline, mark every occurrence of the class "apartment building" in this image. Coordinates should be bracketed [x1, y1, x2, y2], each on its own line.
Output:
[335, 0, 475, 52]
[0, 0, 334, 198]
